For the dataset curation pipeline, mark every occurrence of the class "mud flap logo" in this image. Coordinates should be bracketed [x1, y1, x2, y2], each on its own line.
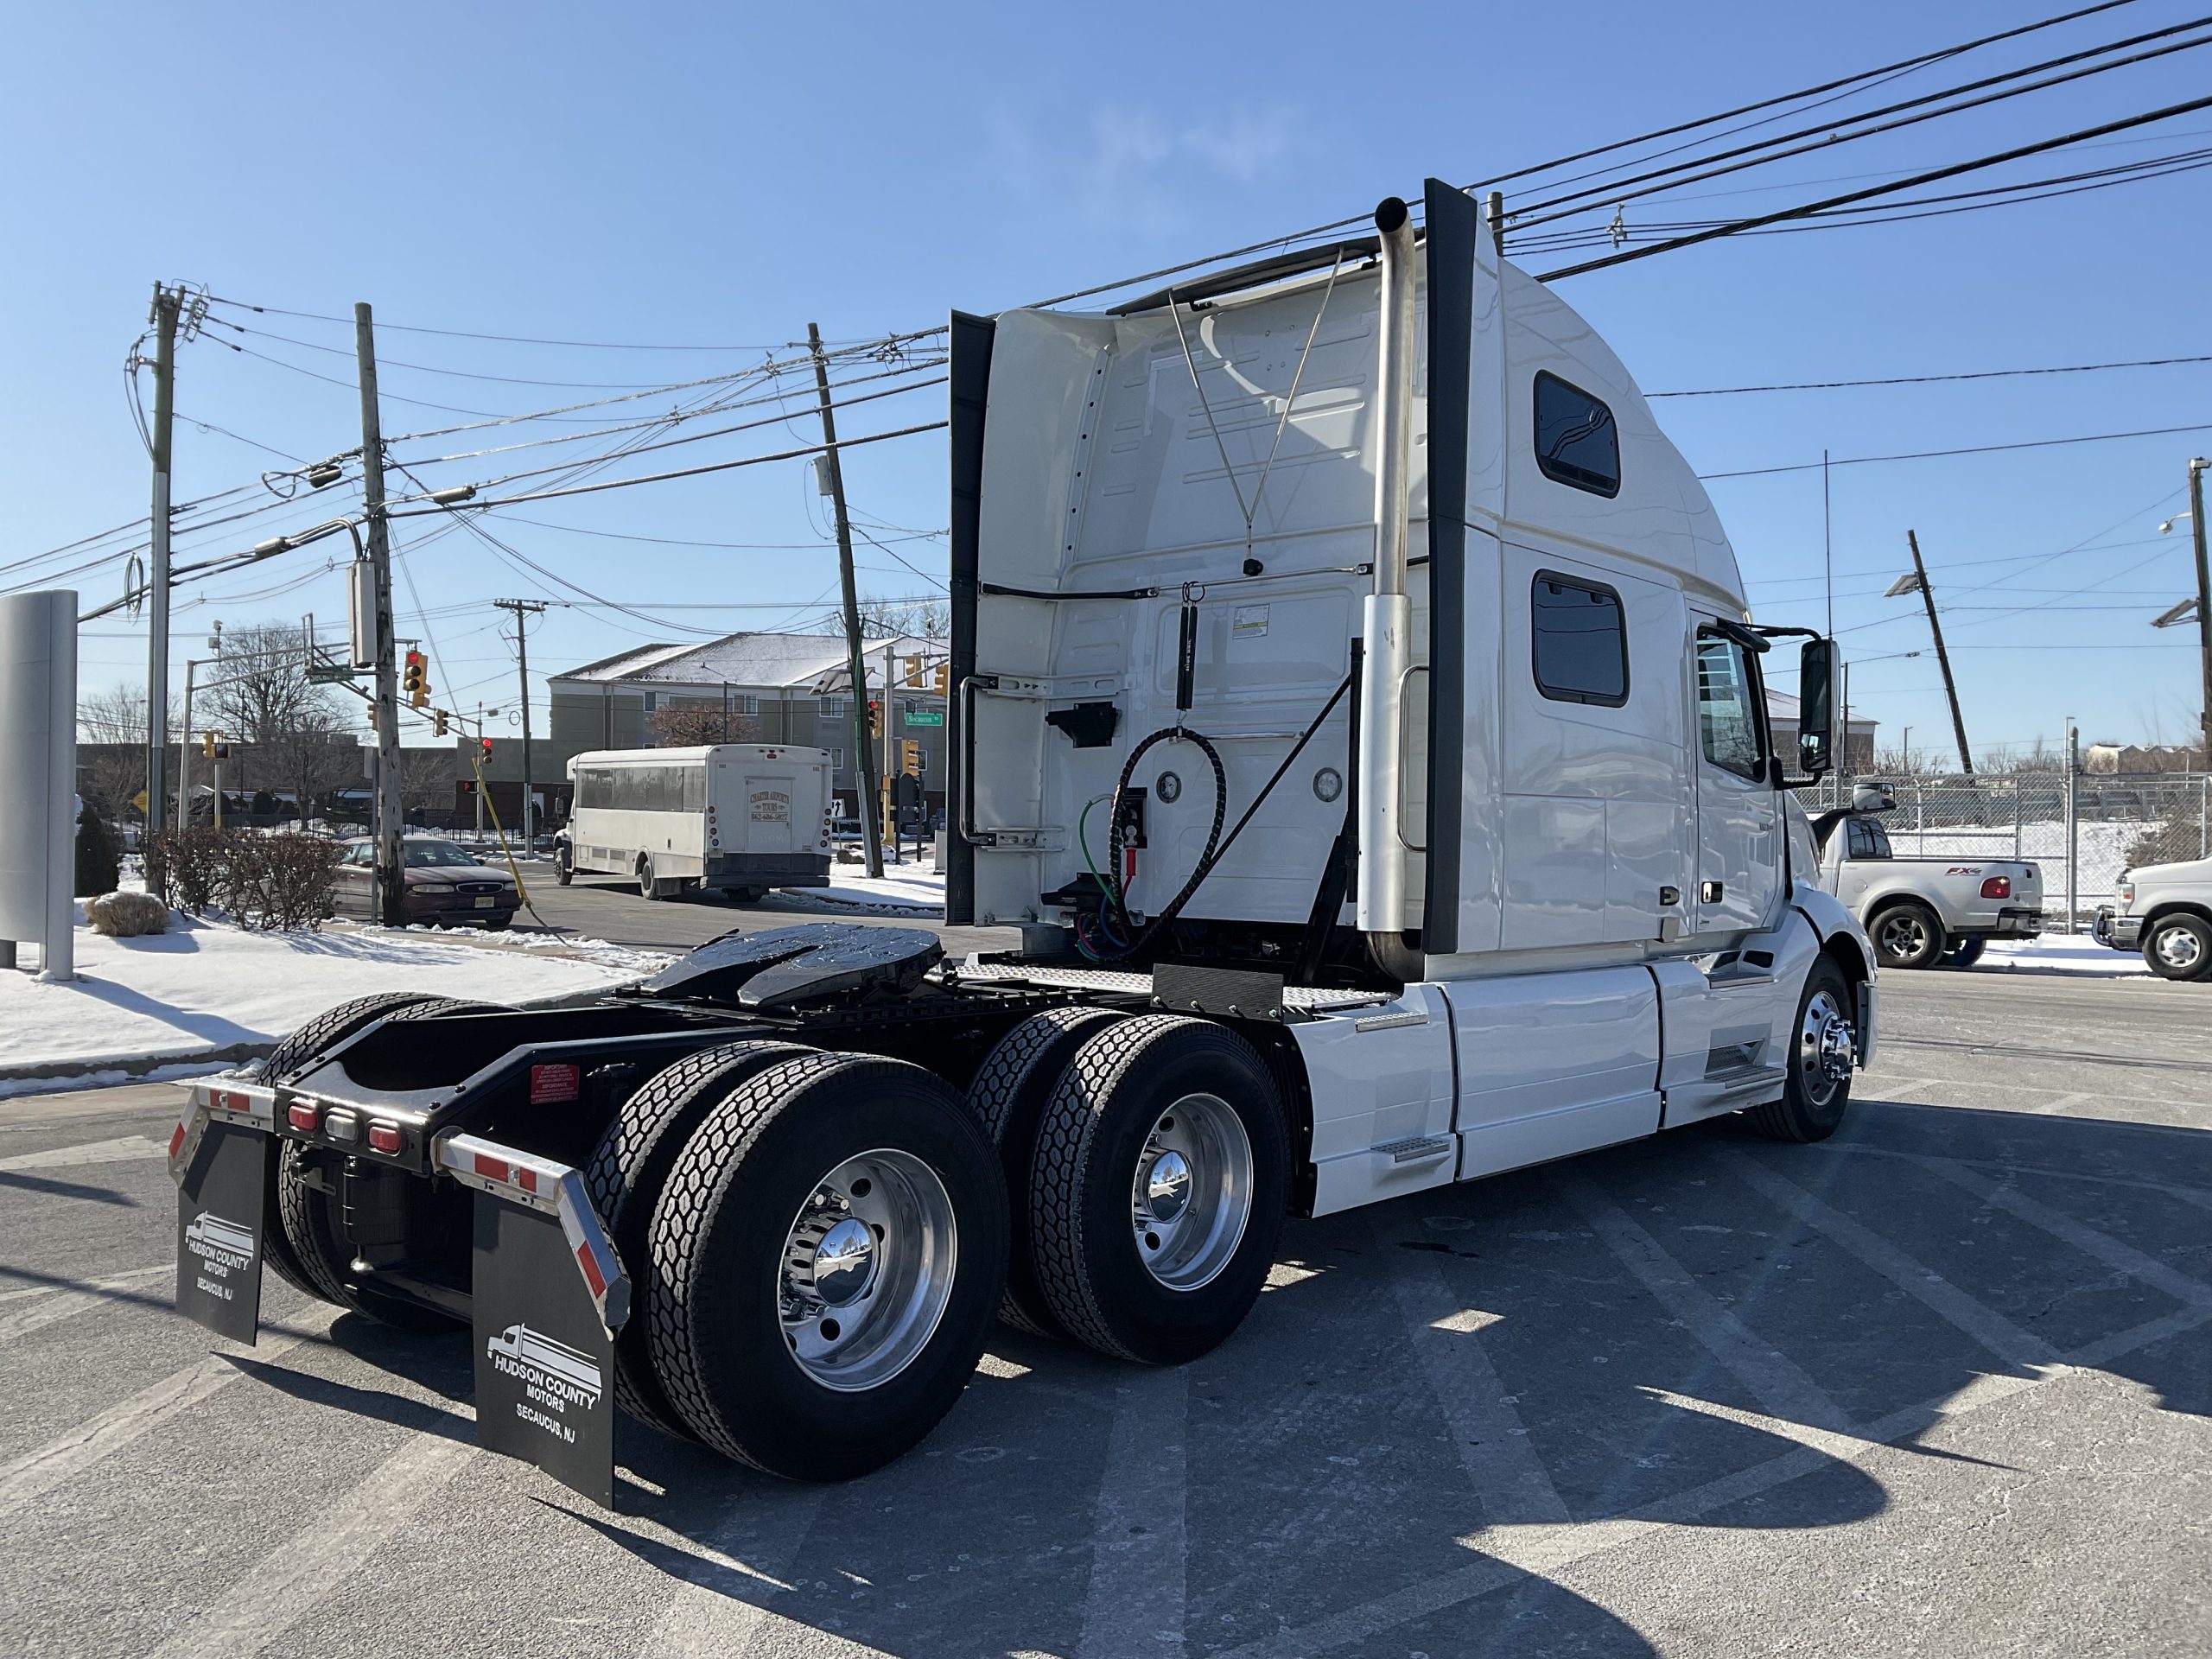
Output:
[472, 1197, 617, 1508]
[174, 1122, 271, 1345]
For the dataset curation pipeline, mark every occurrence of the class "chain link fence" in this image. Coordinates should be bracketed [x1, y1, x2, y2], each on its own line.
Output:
[1797, 769, 2212, 930]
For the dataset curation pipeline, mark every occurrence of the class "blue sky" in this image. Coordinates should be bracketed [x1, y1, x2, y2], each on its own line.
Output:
[5, 0, 2209, 761]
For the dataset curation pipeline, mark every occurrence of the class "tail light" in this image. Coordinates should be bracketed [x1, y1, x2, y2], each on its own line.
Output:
[530, 1063, 582, 1104]
[286, 1102, 321, 1133]
[366, 1121, 404, 1154]
[1980, 876, 2011, 899]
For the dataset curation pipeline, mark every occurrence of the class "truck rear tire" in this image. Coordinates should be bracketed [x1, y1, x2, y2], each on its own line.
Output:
[1027, 1015, 1289, 1366]
[646, 1052, 1007, 1480]
[270, 996, 501, 1325]
[2143, 912, 2212, 981]
[583, 1039, 814, 1438]
[1871, 901, 1946, 969]
[965, 1007, 1126, 1337]
[1747, 957, 1855, 1144]
[254, 991, 468, 1305]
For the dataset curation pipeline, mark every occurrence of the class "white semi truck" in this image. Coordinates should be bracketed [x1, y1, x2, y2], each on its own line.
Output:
[169, 182, 1874, 1501]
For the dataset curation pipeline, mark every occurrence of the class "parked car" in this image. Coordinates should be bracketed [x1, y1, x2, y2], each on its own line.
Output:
[330, 836, 519, 929]
[1808, 785, 2042, 969]
[2094, 856, 2212, 980]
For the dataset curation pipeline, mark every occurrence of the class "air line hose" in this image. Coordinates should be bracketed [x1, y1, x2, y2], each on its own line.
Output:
[1093, 672, 1353, 962]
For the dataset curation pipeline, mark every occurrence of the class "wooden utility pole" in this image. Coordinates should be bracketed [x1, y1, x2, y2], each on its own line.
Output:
[1905, 531, 1974, 775]
[356, 303, 408, 925]
[143, 285, 182, 835]
[808, 322, 882, 877]
[495, 600, 549, 842]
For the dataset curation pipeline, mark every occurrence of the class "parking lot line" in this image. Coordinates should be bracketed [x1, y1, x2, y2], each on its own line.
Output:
[1371, 1212, 1568, 1527]
[0, 1319, 328, 1522]
[0, 1135, 169, 1173]
[1554, 1171, 1856, 1434]
[1077, 1366, 1188, 1659]
[143, 1436, 479, 1659]
[1916, 1157, 2212, 1309]
[1707, 1148, 2059, 1369]
[0, 1264, 175, 1344]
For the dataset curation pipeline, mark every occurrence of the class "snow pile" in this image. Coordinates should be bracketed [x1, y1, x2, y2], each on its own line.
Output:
[769, 863, 944, 916]
[0, 917, 649, 1079]
[1975, 935, 2150, 977]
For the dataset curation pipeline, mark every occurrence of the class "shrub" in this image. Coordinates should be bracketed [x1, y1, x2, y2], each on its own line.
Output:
[143, 828, 339, 930]
[74, 804, 119, 898]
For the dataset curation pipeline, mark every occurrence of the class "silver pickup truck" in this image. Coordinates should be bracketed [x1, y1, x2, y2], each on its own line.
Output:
[2094, 856, 2212, 980]
[1808, 788, 2044, 969]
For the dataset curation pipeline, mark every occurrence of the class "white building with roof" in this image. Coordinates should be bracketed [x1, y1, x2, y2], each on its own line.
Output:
[547, 631, 949, 812]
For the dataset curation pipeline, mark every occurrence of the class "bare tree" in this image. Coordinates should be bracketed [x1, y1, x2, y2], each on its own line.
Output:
[651, 701, 759, 747]
[808, 594, 948, 640]
[77, 683, 175, 820]
[205, 621, 356, 823]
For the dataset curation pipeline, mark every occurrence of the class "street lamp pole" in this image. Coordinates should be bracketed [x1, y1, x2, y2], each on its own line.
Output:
[2190, 459, 2211, 765]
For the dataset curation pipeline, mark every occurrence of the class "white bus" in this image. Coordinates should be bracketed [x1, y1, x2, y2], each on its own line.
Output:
[556, 746, 832, 901]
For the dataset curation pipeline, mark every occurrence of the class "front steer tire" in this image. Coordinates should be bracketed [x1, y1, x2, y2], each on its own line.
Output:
[1747, 957, 1856, 1144]
[965, 1006, 1127, 1338]
[583, 1039, 813, 1438]
[646, 1052, 1007, 1481]
[1027, 1015, 1289, 1366]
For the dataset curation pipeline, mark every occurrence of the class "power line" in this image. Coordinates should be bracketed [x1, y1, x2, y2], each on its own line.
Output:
[1509, 14, 2212, 227]
[1654, 353, 2212, 397]
[1699, 421, 2212, 480]
[205, 294, 924, 354]
[1537, 90, 2212, 281]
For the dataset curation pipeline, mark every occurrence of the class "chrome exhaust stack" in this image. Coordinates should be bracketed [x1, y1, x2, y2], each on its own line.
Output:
[1357, 196, 1419, 962]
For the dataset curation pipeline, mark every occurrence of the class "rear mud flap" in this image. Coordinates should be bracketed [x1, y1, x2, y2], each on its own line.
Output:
[471, 1194, 618, 1509]
[175, 1121, 273, 1344]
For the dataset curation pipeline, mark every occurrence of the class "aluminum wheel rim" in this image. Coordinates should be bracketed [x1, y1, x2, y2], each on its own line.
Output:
[1798, 989, 1852, 1108]
[2153, 925, 2203, 971]
[779, 1148, 957, 1393]
[1131, 1093, 1253, 1292]
[1878, 913, 1927, 961]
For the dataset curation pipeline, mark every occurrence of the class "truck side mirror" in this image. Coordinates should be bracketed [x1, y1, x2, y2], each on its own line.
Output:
[1796, 639, 1838, 778]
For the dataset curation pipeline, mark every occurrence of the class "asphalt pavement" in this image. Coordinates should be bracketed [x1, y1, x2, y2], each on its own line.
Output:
[3, 963, 2209, 1656]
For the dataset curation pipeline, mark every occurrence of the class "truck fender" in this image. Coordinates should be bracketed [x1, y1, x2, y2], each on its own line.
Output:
[1790, 884, 1876, 1068]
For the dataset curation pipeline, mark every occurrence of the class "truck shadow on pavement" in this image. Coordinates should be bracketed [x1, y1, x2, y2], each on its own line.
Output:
[289, 1090, 2212, 1656]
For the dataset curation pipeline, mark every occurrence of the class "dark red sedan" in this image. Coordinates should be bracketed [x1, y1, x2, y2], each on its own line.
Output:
[331, 836, 519, 929]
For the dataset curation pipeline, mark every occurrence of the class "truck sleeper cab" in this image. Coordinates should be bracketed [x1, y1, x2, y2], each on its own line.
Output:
[168, 178, 1874, 1502]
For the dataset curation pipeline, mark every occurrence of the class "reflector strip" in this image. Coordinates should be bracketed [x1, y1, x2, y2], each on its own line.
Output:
[575, 1242, 607, 1300]
[168, 1122, 186, 1160]
[474, 1151, 510, 1184]
[434, 1131, 630, 1333]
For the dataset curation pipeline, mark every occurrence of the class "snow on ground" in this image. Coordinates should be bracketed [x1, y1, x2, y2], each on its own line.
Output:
[0, 915, 653, 1080]
[767, 861, 944, 915]
[1975, 934, 2150, 977]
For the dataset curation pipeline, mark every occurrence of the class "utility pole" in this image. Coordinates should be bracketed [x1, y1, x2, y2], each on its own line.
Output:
[144, 284, 182, 836]
[495, 600, 548, 843]
[1904, 531, 1973, 775]
[809, 322, 883, 878]
[357, 303, 406, 925]
[2188, 457, 2211, 766]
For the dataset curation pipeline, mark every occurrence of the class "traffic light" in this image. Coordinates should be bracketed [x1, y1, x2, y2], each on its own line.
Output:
[480, 736, 493, 758]
[867, 698, 882, 739]
[433, 709, 448, 738]
[201, 731, 216, 759]
[403, 649, 429, 709]
[900, 740, 920, 775]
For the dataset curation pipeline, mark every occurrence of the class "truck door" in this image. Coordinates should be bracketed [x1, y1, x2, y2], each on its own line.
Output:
[1690, 626, 1781, 939]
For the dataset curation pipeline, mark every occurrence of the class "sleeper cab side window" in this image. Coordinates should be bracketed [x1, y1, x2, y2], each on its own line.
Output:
[1533, 372, 1619, 498]
[1696, 633, 1767, 782]
[1531, 573, 1629, 707]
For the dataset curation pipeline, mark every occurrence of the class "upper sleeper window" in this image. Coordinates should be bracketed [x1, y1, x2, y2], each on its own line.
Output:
[1533, 372, 1619, 497]
[1531, 574, 1629, 707]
